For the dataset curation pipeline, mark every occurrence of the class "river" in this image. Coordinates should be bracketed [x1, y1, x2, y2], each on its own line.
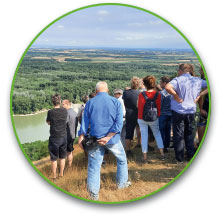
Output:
[13, 104, 82, 144]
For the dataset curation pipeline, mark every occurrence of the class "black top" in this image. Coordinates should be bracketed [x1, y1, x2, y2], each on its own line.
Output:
[122, 89, 140, 119]
[202, 94, 209, 113]
[46, 108, 68, 138]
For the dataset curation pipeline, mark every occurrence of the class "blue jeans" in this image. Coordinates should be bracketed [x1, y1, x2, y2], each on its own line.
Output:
[87, 140, 128, 200]
[159, 115, 172, 149]
[138, 119, 164, 153]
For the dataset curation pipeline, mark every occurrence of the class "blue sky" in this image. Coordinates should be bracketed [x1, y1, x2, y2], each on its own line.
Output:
[33, 5, 191, 49]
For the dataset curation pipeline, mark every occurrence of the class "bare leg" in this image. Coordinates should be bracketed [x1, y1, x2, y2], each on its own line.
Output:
[51, 160, 57, 179]
[143, 152, 147, 160]
[59, 158, 65, 177]
[125, 139, 132, 151]
[159, 148, 165, 156]
[136, 125, 141, 145]
[197, 126, 206, 146]
[67, 151, 73, 168]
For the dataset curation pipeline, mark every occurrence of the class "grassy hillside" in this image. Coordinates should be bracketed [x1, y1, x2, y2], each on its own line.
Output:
[33, 140, 187, 202]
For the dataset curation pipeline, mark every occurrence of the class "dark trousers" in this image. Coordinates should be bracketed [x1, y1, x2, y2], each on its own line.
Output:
[172, 111, 195, 162]
[159, 115, 172, 149]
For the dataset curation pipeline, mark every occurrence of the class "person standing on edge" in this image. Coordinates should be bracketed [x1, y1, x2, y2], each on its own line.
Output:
[137, 76, 165, 163]
[159, 76, 172, 153]
[46, 94, 68, 179]
[78, 82, 130, 201]
[114, 89, 126, 148]
[165, 64, 207, 163]
[62, 99, 78, 169]
[122, 76, 140, 159]
[196, 66, 209, 146]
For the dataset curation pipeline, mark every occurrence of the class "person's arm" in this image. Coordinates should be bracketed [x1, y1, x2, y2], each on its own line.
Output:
[156, 92, 161, 117]
[137, 94, 140, 108]
[97, 132, 116, 146]
[194, 88, 208, 103]
[197, 90, 208, 116]
[78, 134, 84, 150]
[78, 103, 90, 147]
[46, 111, 50, 125]
[122, 100, 126, 117]
[198, 96, 207, 116]
[165, 83, 183, 103]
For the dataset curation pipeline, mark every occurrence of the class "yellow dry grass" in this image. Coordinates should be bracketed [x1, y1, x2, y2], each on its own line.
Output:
[34, 141, 187, 202]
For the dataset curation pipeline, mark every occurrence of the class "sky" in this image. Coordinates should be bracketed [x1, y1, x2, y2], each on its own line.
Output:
[32, 5, 192, 49]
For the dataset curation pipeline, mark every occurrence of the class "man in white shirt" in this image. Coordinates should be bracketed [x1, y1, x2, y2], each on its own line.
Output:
[114, 89, 126, 148]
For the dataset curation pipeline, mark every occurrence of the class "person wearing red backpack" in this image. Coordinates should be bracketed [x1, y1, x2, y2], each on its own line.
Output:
[137, 76, 165, 163]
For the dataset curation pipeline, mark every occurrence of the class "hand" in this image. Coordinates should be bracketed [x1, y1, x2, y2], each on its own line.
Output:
[97, 136, 111, 146]
[173, 94, 183, 103]
[194, 95, 200, 103]
[200, 109, 207, 116]
[78, 134, 84, 150]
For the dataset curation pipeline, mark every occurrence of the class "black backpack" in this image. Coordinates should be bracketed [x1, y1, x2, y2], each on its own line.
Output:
[142, 91, 159, 122]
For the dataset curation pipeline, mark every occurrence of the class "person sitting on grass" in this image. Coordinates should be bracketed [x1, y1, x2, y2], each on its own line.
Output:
[62, 99, 78, 169]
[46, 94, 68, 180]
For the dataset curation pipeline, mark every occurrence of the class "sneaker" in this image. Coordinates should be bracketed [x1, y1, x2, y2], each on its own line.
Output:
[141, 158, 152, 164]
[161, 155, 165, 161]
[118, 181, 132, 189]
[89, 191, 99, 201]
[176, 160, 184, 165]
[89, 194, 99, 201]
[125, 181, 131, 188]
[102, 160, 106, 168]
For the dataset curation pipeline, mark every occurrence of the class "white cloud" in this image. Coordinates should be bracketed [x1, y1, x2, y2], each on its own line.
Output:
[37, 38, 49, 42]
[57, 25, 64, 29]
[98, 10, 109, 15]
[148, 20, 163, 25]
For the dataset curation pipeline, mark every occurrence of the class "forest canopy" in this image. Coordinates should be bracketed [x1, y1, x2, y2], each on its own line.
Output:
[12, 48, 200, 114]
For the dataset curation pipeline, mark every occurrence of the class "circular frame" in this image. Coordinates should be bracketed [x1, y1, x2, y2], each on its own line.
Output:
[10, 3, 211, 204]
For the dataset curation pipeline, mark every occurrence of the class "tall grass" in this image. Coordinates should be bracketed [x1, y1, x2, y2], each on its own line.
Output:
[34, 141, 186, 202]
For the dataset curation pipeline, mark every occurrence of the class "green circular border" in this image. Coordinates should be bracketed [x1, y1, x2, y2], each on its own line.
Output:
[10, 3, 211, 204]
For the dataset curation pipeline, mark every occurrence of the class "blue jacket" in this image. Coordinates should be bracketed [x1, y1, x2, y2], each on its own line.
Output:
[78, 92, 123, 144]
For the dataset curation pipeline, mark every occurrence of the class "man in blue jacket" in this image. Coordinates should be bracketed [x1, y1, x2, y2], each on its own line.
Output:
[78, 81, 130, 200]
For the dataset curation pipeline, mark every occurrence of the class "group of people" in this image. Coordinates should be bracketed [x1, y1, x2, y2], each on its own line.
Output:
[46, 63, 208, 201]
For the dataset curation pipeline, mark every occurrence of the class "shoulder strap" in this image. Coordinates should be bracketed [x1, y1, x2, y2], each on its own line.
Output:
[142, 91, 148, 101]
[153, 92, 159, 102]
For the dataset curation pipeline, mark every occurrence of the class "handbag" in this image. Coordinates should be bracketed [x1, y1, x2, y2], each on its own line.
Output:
[82, 134, 98, 152]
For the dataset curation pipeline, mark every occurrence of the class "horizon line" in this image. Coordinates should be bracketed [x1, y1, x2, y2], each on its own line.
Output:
[30, 45, 193, 51]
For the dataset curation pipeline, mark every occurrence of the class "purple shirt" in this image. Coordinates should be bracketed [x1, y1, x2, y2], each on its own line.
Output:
[170, 73, 207, 114]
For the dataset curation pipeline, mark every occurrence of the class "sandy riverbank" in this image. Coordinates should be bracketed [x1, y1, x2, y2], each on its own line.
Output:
[13, 109, 48, 117]
[13, 104, 82, 117]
